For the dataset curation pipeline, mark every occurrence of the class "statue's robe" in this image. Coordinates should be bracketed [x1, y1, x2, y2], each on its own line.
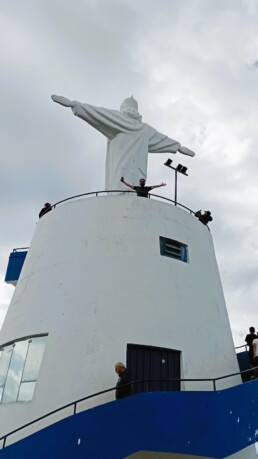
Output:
[72, 102, 193, 190]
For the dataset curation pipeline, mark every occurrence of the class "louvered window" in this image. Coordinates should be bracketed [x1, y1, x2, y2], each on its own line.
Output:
[160, 236, 188, 262]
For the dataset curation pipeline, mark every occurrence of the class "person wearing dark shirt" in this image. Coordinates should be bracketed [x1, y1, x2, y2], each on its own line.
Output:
[115, 362, 131, 399]
[121, 177, 166, 198]
[195, 210, 213, 225]
[245, 327, 257, 364]
[39, 202, 52, 219]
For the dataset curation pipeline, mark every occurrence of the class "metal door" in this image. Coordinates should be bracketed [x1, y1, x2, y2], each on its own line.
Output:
[127, 344, 181, 393]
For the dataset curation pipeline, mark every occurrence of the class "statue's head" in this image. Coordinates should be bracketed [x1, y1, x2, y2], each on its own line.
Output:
[120, 96, 142, 121]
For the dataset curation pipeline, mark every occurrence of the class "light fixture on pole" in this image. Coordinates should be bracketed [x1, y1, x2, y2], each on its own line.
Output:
[164, 159, 188, 206]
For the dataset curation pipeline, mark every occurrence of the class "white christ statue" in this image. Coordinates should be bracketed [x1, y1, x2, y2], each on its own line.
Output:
[51, 95, 195, 190]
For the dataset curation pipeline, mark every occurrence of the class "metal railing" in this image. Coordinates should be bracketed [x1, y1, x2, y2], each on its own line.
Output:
[235, 344, 248, 351]
[1, 366, 258, 449]
[51, 190, 211, 230]
[14, 191, 209, 256]
[12, 247, 29, 253]
[52, 190, 196, 216]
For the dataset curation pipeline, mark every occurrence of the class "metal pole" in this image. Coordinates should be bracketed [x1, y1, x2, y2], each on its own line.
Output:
[175, 170, 178, 206]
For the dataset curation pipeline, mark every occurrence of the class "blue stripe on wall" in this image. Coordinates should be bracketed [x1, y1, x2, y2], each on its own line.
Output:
[1, 379, 258, 459]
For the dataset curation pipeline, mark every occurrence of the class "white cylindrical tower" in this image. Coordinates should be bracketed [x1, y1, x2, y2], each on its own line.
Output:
[0, 194, 240, 439]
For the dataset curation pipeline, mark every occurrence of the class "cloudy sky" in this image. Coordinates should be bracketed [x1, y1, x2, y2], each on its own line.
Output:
[1, 0, 258, 346]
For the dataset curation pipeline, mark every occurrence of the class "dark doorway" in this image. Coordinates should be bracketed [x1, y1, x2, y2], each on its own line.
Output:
[127, 344, 181, 394]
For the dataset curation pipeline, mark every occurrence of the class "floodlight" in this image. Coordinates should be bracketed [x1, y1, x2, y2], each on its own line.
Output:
[164, 159, 173, 166]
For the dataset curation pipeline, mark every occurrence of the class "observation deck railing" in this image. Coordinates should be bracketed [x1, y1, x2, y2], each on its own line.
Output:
[52, 190, 196, 215]
[51, 189, 212, 229]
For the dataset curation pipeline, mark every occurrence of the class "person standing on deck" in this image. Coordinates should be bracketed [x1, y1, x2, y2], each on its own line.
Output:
[245, 327, 257, 364]
[121, 177, 166, 198]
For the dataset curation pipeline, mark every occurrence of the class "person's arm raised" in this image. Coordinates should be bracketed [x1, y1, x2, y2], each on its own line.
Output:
[150, 182, 166, 190]
[120, 177, 134, 190]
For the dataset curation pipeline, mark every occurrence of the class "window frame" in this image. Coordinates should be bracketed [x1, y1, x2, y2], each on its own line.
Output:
[159, 236, 188, 263]
[0, 334, 48, 404]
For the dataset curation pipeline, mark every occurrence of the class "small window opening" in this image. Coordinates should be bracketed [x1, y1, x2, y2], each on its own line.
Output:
[160, 236, 188, 262]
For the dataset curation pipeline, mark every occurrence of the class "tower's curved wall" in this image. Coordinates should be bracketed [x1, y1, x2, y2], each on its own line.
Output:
[0, 195, 240, 438]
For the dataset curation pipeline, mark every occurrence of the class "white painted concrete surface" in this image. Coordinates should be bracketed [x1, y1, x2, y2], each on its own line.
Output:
[0, 195, 240, 439]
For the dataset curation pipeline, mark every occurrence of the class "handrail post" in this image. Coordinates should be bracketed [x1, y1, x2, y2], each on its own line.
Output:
[174, 170, 178, 206]
[73, 402, 77, 415]
[3, 436, 6, 449]
[213, 379, 216, 391]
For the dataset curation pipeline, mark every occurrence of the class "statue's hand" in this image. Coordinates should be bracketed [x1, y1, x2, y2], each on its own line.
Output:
[51, 95, 73, 108]
[178, 146, 195, 157]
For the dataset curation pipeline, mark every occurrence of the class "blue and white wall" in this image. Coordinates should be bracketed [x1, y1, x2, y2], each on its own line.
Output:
[2, 380, 258, 458]
[0, 195, 240, 439]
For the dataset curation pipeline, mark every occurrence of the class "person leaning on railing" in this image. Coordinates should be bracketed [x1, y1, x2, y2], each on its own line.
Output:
[195, 210, 213, 225]
[39, 202, 52, 219]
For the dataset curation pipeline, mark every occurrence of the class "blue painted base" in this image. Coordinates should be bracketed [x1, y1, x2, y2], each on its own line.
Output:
[1, 379, 258, 459]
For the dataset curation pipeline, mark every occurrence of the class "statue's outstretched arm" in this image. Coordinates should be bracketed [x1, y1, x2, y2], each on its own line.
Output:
[148, 128, 195, 157]
[51, 95, 74, 108]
